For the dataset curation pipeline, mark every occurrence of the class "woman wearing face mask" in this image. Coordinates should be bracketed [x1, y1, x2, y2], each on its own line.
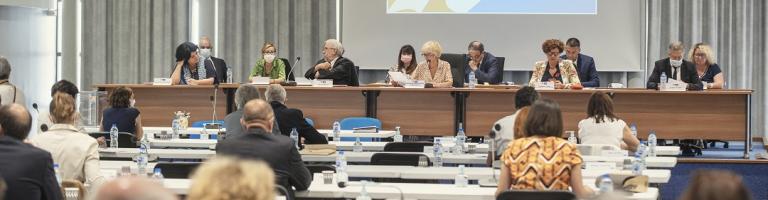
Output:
[688, 43, 724, 89]
[99, 86, 143, 147]
[387, 45, 418, 85]
[249, 42, 286, 84]
[170, 42, 217, 85]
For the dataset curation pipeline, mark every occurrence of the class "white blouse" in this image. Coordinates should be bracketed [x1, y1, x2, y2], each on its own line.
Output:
[577, 117, 626, 148]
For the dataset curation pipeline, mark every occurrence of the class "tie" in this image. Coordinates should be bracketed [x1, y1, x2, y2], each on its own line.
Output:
[672, 66, 679, 80]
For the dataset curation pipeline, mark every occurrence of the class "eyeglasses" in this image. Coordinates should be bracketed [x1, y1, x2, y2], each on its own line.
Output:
[546, 51, 561, 56]
[694, 53, 706, 58]
[421, 53, 434, 57]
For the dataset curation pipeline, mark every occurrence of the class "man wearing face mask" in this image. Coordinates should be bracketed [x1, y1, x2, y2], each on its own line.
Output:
[249, 42, 286, 84]
[465, 41, 502, 84]
[647, 41, 703, 90]
[199, 36, 229, 83]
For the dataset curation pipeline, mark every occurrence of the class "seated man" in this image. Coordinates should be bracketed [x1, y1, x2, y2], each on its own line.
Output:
[304, 39, 357, 86]
[216, 99, 312, 191]
[465, 41, 502, 84]
[647, 41, 703, 90]
[491, 86, 539, 157]
[199, 36, 229, 83]
[0, 104, 62, 200]
[560, 38, 600, 87]
[223, 84, 280, 139]
[0, 57, 26, 107]
[265, 84, 327, 145]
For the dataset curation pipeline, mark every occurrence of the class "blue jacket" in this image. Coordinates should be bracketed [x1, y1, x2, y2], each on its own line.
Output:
[465, 52, 502, 84]
[560, 53, 599, 87]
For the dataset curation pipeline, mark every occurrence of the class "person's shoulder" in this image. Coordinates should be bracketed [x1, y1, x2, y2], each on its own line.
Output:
[579, 53, 594, 61]
[338, 57, 354, 65]
[533, 61, 546, 68]
[654, 58, 667, 65]
[438, 59, 451, 67]
[225, 110, 243, 119]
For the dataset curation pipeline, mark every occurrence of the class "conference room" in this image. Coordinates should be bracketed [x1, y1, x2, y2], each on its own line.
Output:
[0, 0, 766, 200]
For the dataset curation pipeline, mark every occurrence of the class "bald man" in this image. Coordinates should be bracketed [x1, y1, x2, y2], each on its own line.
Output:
[199, 36, 229, 83]
[0, 104, 62, 200]
[93, 176, 177, 200]
[216, 99, 312, 191]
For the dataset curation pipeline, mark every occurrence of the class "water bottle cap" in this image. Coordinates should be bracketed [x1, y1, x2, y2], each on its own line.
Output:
[154, 168, 162, 173]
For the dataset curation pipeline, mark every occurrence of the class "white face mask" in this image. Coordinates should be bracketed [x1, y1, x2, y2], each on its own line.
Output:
[199, 48, 212, 59]
[670, 59, 683, 67]
[400, 54, 412, 64]
[264, 54, 276, 63]
[130, 99, 136, 107]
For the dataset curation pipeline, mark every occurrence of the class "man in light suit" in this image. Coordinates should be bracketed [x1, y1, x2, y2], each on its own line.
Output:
[561, 38, 600, 87]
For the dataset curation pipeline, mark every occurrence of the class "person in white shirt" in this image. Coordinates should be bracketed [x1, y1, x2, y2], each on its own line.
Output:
[0, 57, 26, 107]
[31, 92, 104, 189]
[490, 86, 539, 157]
[577, 91, 640, 152]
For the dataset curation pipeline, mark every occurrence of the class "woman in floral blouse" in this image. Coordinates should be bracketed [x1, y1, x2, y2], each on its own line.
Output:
[529, 39, 581, 89]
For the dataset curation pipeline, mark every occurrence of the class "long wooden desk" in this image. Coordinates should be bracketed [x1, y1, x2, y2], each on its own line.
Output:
[95, 84, 752, 157]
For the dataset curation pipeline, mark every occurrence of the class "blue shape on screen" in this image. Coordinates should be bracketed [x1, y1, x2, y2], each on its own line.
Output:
[468, 0, 597, 14]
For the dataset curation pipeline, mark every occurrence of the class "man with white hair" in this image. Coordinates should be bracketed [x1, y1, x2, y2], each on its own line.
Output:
[223, 84, 280, 139]
[646, 41, 702, 90]
[0, 56, 26, 107]
[304, 39, 358, 86]
[265, 84, 327, 145]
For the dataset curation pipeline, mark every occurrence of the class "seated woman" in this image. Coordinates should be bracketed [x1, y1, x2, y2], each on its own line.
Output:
[528, 39, 581, 89]
[188, 157, 275, 200]
[31, 92, 104, 188]
[249, 42, 286, 84]
[410, 41, 453, 88]
[578, 91, 640, 152]
[689, 43, 725, 89]
[100, 86, 143, 147]
[387, 44, 418, 85]
[170, 42, 218, 85]
[496, 99, 593, 198]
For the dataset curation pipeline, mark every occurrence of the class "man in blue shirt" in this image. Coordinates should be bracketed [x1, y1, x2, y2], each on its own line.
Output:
[465, 41, 502, 84]
[560, 38, 600, 87]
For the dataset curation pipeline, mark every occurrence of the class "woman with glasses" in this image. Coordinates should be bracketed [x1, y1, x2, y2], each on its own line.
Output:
[528, 39, 581, 89]
[250, 42, 286, 84]
[410, 40, 453, 88]
[688, 43, 724, 89]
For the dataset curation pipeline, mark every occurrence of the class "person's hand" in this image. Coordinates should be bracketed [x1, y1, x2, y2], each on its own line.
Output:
[469, 60, 479, 71]
[315, 62, 332, 71]
[554, 81, 565, 89]
[188, 79, 199, 85]
[96, 136, 107, 146]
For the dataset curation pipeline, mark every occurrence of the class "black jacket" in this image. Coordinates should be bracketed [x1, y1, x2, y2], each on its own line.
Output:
[210, 57, 229, 83]
[216, 128, 312, 191]
[270, 101, 328, 146]
[646, 58, 703, 90]
[304, 57, 357, 86]
[0, 136, 62, 200]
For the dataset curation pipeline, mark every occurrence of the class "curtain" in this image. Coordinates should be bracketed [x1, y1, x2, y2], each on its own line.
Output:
[648, 0, 767, 138]
[217, 0, 336, 82]
[82, 0, 190, 88]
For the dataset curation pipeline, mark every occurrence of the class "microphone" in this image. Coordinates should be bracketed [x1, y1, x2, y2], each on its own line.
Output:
[338, 181, 404, 200]
[32, 103, 48, 132]
[480, 125, 500, 187]
[281, 57, 301, 86]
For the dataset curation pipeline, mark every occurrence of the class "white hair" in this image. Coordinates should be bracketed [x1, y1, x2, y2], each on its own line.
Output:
[668, 41, 684, 52]
[265, 84, 286, 103]
[235, 85, 261, 110]
[325, 39, 344, 56]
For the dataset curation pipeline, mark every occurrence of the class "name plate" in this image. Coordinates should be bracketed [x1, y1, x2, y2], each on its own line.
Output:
[312, 79, 334, 87]
[153, 78, 172, 85]
[602, 149, 629, 157]
[404, 81, 426, 88]
[534, 82, 555, 90]
[251, 77, 270, 85]
[585, 162, 617, 171]
[659, 82, 686, 91]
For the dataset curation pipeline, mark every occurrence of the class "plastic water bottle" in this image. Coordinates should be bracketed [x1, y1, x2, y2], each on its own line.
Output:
[630, 123, 638, 138]
[290, 128, 300, 149]
[599, 175, 614, 194]
[336, 151, 349, 183]
[648, 131, 658, 157]
[356, 182, 372, 200]
[151, 168, 165, 186]
[455, 123, 467, 154]
[353, 136, 363, 152]
[171, 118, 181, 140]
[433, 138, 443, 167]
[660, 72, 668, 84]
[138, 135, 149, 174]
[568, 131, 578, 144]
[468, 71, 477, 89]
[332, 121, 341, 141]
[393, 126, 403, 142]
[54, 163, 62, 185]
[632, 154, 643, 175]
[455, 165, 469, 187]
[226, 67, 233, 83]
[110, 124, 119, 148]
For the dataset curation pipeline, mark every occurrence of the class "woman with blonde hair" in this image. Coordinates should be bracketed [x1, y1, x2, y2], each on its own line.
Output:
[410, 40, 453, 88]
[31, 92, 104, 188]
[188, 157, 276, 200]
[250, 42, 286, 83]
[688, 43, 724, 89]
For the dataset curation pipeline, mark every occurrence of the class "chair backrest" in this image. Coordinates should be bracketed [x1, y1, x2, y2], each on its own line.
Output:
[576, 144, 621, 156]
[275, 185, 293, 200]
[281, 58, 295, 81]
[370, 153, 430, 167]
[88, 132, 137, 148]
[496, 190, 576, 200]
[153, 162, 201, 179]
[440, 53, 468, 88]
[305, 117, 314, 126]
[274, 170, 296, 200]
[61, 180, 86, 200]
[339, 117, 381, 130]
[495, 56, 506, 84]
[383, 142, 433, 152]
[306, 164, 336, 174]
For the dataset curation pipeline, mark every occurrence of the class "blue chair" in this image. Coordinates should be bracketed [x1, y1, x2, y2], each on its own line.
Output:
[305, 117, 315, 127]
[339, 117, 381, 142]
[191, 120, 225, 128]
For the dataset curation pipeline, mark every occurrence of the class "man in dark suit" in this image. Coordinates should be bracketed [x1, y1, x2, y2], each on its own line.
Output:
[199, 36, 229, 83]
[304, 39, 358, 86]
[646, 42, 703, 90]
[561, 38, 600, 87]
[216, 99, 312, 191]
[465, 41, 502, 84]
[265, 84, 328, 145]
[0, 104, 62, 200]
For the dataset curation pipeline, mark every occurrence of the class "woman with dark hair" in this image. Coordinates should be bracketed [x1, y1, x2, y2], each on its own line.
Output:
[100, 87, 143, 145]
[528, 39, 581, 89]
[496, 99, 593, 198]
[387, 45, 419, 85]
[171, 42, 217, 85]
[578, 91, 640, 152]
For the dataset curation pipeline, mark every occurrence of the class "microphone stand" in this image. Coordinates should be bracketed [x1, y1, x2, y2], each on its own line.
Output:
[479, 129, 498, 187]
[209, 83, 222, 130]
